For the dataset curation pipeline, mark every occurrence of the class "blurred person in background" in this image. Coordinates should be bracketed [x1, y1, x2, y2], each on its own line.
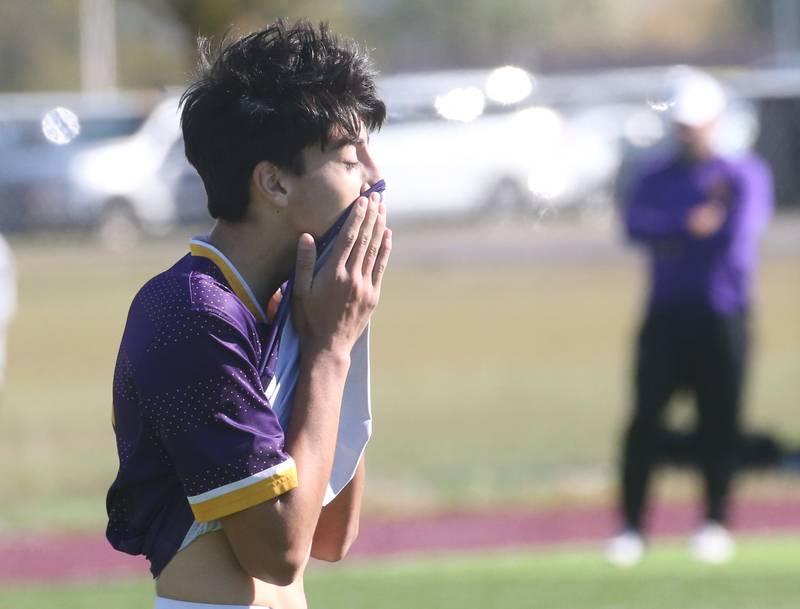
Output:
[607, 69, 774, 567]
[0, 232, 15, 400]
[106, 20, 390, 609]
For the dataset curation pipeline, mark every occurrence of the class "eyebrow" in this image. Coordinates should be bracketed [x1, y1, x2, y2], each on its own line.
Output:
[327, 134, 369, 150]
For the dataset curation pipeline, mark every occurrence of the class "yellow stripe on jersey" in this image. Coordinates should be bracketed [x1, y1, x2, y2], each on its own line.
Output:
[189, 240, 268, 324]
[189, 465, 299, 522]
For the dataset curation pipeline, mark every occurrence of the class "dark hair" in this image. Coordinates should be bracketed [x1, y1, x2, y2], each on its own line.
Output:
[180, 20, 386, 221]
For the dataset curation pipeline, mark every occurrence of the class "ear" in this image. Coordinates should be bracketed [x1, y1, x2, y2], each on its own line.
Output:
[252, 161, 290, 211]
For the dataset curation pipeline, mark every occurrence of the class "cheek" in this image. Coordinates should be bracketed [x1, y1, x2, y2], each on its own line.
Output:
[288, 169, 357, 236]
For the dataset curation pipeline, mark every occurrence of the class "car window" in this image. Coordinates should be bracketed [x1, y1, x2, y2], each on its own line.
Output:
[78, 116, 144, 141]
[0, 115, 143, 150]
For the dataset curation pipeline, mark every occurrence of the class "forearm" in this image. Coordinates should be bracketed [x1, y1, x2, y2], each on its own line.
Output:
[279, 348, 351, 552]
[220, 198, 389, 583]
[311, 456, 365, 561]
[625, 206, 689, 241]
[221, 347, 351, 583]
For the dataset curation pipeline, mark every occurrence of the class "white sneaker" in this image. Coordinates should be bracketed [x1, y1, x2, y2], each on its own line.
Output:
[606, 529, 645, 567]
[690, 521, 735, 564]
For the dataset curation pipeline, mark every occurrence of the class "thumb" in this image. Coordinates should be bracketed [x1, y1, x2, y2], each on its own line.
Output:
[294, 233, 316, 299]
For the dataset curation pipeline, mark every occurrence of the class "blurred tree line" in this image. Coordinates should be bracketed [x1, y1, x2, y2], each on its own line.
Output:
[0, 0, 781, 92]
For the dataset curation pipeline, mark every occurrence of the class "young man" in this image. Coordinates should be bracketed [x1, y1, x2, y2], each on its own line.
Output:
[106, 21, 391, 608]
[607, 69, 773, 567]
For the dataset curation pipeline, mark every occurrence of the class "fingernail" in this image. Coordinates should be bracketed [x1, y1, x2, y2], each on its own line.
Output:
[379, 203, 386, 215]
[358, 198, 367, 208]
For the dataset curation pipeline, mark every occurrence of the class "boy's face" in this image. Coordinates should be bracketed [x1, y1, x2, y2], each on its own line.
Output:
[284, 123, 382, 238]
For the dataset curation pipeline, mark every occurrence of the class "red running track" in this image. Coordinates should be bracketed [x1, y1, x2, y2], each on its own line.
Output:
[2, 500, 799, 583]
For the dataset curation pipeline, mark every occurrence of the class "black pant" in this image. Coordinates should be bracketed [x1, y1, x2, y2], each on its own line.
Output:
[621, 309, 749, 531]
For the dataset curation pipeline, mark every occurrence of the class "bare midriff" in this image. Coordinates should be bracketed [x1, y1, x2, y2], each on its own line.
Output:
[156, 530, 307, 609]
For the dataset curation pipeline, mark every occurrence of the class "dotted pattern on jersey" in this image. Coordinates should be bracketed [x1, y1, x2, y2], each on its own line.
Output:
[140, 370, 263, 439]
[113, 347, 137, 410]
[190, 270, 262, 352]
[181, 450, 288, 496]
[137, 272, 186, 326]
[145, 310, 233, 355]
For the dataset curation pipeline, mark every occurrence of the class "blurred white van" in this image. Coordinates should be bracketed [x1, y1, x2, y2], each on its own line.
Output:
[371, 67, 619, 221]
[68, 96, 207, 248]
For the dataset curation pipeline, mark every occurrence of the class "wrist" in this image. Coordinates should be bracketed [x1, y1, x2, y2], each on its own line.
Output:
[300, 345, 352, 373]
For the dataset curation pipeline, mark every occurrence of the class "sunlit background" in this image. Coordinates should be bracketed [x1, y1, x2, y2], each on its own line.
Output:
[0, 1, 798, 608]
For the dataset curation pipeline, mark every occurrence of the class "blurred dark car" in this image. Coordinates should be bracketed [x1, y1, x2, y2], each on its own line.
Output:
[0, 93, 149, 233]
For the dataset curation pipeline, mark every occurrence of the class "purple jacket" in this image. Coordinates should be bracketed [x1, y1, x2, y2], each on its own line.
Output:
[624, 153, 773, 315]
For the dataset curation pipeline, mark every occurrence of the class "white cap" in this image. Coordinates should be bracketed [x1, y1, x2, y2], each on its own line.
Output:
[666, 67, 726, 128]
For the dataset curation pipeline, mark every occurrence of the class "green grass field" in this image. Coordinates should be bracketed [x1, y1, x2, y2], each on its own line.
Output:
[2, 538, 799, 609]
[0, 229, 798, 530]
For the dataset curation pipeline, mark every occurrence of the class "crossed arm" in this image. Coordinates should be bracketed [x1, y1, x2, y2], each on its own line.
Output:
[624, 162, 772, 245]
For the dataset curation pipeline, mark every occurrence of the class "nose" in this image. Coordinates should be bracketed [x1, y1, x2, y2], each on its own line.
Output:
[366, 175, 383, 202]
[360, 146, 382, 191]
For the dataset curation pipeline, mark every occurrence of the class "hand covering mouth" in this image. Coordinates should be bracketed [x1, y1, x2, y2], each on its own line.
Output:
[315, 179, 386, 256]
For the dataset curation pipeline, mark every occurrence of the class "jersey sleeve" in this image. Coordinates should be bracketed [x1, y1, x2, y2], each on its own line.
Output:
[135, 309, 298, 522]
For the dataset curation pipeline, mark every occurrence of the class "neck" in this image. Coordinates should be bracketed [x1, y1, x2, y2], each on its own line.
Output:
[680, 146, 715, 165]
[205, 214, 297, 306]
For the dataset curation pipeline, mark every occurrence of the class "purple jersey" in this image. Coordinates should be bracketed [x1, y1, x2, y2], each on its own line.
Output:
[106, 245, 298, 577]
[107, 181, 385, 578]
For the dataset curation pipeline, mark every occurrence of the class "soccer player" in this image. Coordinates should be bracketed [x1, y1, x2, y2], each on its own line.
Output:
[607, 69, 774, 566]
[106, 21, 391, 608]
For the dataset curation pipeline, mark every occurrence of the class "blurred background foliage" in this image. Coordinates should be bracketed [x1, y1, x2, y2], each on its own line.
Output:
[0, 0, 786, 92]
